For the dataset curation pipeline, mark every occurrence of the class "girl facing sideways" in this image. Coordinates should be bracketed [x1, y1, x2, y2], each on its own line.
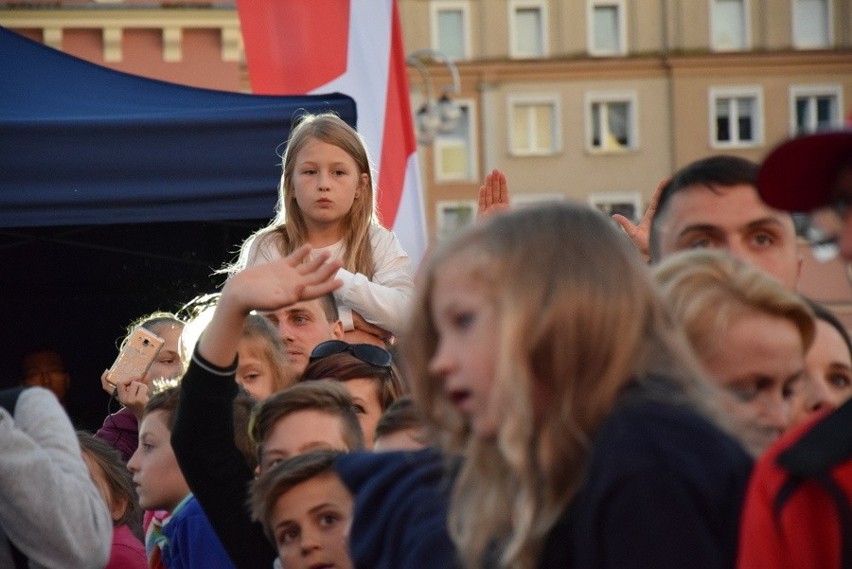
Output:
[403, 202, 752, 569]
[77, 431, 146, 569]
[235, 113, 414, 345]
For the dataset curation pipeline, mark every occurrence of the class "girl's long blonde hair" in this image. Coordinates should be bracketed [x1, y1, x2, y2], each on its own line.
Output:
[234, 113, 378, 277]
[403, 202, 715, 569]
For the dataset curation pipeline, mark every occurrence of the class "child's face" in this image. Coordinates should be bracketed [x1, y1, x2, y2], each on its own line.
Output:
[260, 410, 350, 472]
[237, 337, 277, 400]
[127, 410, 190, 512]
[292, 137, 367, 235]
[271, 472, 354, 569]
[427, 261, 500, 438]
[145, 324, 184, 383]
[338, 378, 383, 449]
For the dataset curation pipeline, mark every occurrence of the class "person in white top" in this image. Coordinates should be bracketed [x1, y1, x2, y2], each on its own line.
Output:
[234, 113, 413, 347]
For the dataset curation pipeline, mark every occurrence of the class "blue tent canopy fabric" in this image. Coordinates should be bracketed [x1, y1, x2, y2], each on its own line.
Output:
[0, 26, 358, 228]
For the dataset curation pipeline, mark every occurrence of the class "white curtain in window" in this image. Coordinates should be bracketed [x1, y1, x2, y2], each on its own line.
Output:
[735, 97, 754, 141]
[515, 8, 543, 56]
[438, 9, 466, 59]
[513, 105, 532, 151]
[716, 98, 732, 141]
[534, 105, 554, 150]
[712, 0, 746, 50]
[593, 6, 620, 53]
[794, 0, 829, 48]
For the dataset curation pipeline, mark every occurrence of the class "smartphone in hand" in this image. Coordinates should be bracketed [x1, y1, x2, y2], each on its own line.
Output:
[106, 328, 164, 387]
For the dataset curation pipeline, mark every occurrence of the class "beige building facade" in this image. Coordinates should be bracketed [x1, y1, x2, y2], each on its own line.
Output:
[2, 0, 852, 314]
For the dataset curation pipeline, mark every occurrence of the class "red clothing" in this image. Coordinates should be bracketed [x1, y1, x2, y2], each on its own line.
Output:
[106, 524, 146, 569]
[737, 399, 852, 569]
[95, 406, 139, 463]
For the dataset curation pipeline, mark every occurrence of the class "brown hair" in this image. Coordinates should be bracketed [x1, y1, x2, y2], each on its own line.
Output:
[77, 431, 143, 539]
[301, 352, 405, 411]
[248, 450, 344, 544]
[373, 396, 426, 441]
[144, 386, 181, 428]
[248, 381, 364, 462]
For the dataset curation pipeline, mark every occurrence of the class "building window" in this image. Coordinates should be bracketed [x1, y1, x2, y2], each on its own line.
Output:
[508, 95, 560, 156]
[790, 85, 842, 135]
[711, 0, 749, 51]
[431, 1, 470, 60]
[588, 0, 626, 55]
[434, 101, 477, 182]
[710, 87, 763, 148]
[585, 92, 638, 152]
[510, 1, 547, 58]
[511, 193, 566, 208]
[793, 0, 831, 48]
[588, 192, 643, 223]
[435, 200, 476, 241]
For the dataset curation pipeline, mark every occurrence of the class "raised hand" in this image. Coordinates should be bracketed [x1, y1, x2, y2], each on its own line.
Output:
[221, 245, 343, 316]
[100, 370, 149, 420]
[477, 168, 510, 220]
[611, 178, 668, 262]
[200, 245, 343, 367]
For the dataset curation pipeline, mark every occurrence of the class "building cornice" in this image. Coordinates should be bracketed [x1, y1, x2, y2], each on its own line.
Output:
[419, 50, 852, 89]
[0, 7, 242, 61]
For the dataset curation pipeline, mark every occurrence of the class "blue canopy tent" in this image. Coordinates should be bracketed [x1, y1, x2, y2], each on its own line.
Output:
[0, 27, 357, 424]
[0, 26, 357, 227]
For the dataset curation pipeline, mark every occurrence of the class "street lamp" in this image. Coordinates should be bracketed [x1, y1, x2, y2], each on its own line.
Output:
[406, 48, 461, 145]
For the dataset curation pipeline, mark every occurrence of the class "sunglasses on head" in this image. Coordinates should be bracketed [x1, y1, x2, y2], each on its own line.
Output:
[309, 340, 393, 368]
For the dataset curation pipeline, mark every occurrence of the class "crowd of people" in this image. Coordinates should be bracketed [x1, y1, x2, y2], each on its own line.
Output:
[1, 112, 850, 569]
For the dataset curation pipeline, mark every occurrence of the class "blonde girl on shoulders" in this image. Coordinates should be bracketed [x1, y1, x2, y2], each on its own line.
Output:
[235, 113, 413, 346]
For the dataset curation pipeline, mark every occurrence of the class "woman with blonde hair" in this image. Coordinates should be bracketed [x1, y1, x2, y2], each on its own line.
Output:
[653, 249, 815, 456]
[402, 202, 752, 569]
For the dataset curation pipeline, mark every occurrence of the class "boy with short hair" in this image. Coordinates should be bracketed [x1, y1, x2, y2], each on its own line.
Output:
[249, 450, 354, 569]
[128, 388, 235, 569]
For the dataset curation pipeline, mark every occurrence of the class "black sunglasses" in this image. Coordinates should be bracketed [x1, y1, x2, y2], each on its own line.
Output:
[309, 340, 393, 368]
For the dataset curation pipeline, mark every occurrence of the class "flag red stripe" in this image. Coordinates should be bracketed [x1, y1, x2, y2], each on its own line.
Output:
[376, 0, 416, 228]
[236, 0, 349, 94]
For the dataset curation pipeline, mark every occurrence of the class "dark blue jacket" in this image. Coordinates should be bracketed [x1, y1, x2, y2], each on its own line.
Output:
[539, 378, 753, 569]
[336, 449, 460, 569]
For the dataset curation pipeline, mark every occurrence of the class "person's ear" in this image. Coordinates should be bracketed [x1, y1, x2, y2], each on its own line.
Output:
[331, 320, 344, 339]
[355, 173, 369, 199]
[110, 496, 128, 522]
[795, 253, 803, 288]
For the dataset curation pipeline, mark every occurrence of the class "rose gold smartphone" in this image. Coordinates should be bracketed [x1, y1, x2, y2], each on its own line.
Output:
[106, 327, 164, 387]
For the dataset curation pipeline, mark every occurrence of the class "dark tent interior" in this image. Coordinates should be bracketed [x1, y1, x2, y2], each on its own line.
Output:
[0, 27, 357, 429]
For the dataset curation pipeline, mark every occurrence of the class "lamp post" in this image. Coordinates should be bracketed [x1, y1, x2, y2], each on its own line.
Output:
[406, 48, 461, 145]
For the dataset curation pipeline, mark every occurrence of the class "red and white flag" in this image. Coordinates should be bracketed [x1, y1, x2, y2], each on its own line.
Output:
[237, 0, 427, 265]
